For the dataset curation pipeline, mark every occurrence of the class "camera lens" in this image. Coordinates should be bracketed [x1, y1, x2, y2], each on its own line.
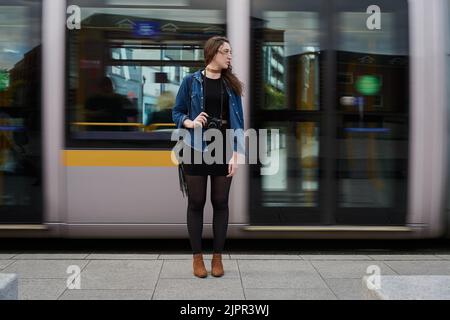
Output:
[208, 122, 217, 129]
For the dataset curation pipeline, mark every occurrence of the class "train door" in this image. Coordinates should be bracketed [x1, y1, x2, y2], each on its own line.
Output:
[0, 1, 43, 224]
[249, 0, 409, 225]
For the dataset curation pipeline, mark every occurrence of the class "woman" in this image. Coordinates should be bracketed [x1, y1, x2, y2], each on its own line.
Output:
[172, 36, 245, 278]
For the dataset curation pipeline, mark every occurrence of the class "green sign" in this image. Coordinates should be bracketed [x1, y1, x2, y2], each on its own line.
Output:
[0, 70, 9, 92]
[355, 75, 381, 96]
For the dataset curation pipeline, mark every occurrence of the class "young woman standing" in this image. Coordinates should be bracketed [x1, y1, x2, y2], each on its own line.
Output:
[172, 36, 244, 278]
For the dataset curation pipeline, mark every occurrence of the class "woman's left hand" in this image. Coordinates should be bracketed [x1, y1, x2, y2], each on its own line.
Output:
[227, 152, 238, 177]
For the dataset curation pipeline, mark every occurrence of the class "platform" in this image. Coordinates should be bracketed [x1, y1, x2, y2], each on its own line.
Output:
[1, 252, 450, 300]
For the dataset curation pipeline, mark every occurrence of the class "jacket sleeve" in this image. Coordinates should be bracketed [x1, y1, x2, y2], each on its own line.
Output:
[233, 95, 246, 156]
[172, 75, 190, 129]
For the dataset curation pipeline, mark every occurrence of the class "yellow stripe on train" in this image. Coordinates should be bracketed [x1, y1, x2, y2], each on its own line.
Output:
[63, 150, 177, 167]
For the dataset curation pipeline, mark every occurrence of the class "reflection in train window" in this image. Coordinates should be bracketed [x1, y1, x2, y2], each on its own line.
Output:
[251, 0, 410, 225]
[336, 2, 409, 55]
[335, 0, 409, 212]
[250, 0, 323, 222]
[66, 0, 226, 147]
[261, 122, 320, 208]
[0, 1, 42, 223]
[257, 10, 321, 111]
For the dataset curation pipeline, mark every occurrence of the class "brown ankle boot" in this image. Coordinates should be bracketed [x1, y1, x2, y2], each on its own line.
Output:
[211, 253, 224, 277]
[193, 253, 207, 278]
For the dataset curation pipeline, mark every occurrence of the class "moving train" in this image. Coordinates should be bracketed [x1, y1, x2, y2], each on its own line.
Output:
[0, 0, 449, 239]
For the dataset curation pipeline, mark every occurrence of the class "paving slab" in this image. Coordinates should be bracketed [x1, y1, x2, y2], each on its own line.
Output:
[435, 255, 450, 260]
[59, 289, 153, 300]
[311, 261, 397, 279]
[2, 260, 89, 279]
[363, 275, 450, 300]
[86, 253, 159, 260]
[15, 253, 89, 260]
[301, 255, 372, 261]
[0, 254, 18, 260]
[325, 278, 372, 300]
[79, 260, 162, 290]
[383, 261, 450, 275]
[238, 260, 328, 289]
[244, 288, 337, 300]
[367, 255, 441, 261]
[153, 278, 244, 300]
[159, 259, 239, 279]
[19, 279, 67, 300]
[158, 254, 231, 260]
[0, 260, 14, 270]
[230, 254, 302, 260]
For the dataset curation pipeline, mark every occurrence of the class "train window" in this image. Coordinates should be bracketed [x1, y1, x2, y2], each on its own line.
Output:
[335, 0, 409, 215]
[250, 0, 323, 221]
[0, 0, 42, 223]
[336, 2, 409, 55]
[250, 0, 409, 225]
[66, 0, 226, 148]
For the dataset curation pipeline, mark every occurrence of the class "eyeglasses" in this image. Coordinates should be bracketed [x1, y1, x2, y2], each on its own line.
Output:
[218, 49, 232, 56]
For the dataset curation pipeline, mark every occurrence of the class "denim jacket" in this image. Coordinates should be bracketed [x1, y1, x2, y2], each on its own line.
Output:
[172, 69, 245, 155]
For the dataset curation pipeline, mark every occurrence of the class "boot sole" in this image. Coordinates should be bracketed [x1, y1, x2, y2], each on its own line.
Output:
[193, 272, 208, 278]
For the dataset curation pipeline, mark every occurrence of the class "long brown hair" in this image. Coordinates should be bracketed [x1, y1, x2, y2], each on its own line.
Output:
[203, 36, 243, 96]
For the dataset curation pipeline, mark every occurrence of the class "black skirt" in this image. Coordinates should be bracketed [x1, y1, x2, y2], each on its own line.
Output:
[182, 128, 233, 176]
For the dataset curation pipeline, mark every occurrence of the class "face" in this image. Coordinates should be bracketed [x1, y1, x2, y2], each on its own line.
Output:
[213, 42, 232, 70]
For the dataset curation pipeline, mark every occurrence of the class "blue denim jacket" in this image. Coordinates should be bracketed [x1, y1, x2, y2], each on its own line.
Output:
[172, 69, 245, 155]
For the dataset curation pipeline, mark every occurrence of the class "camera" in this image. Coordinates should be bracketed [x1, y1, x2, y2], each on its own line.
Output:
[205, 115, 222, 129]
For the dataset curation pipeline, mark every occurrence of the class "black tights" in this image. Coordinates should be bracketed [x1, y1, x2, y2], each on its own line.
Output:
[185, 174, 233, 254]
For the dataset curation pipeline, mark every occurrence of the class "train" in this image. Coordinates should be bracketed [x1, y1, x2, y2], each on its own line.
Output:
[0, 0, 449, 239]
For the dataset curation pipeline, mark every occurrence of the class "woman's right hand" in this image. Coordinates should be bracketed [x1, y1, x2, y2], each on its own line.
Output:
[191, 112, 209, 128]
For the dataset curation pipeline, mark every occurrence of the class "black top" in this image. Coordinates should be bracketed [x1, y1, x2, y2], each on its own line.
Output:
[202, 73, 229, 124]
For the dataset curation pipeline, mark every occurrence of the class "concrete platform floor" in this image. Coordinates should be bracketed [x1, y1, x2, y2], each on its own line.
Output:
[1, 252, 450, 300]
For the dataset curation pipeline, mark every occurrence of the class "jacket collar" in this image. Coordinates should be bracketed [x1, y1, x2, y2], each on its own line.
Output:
[192, 69, 204, 82]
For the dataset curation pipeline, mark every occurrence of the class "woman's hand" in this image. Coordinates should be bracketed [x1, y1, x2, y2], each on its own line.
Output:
[192, 112, 209, 128]
[227, 152, 238, 177]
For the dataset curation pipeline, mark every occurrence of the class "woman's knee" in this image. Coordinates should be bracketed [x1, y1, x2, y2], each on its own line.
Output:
[211, 197, 228, 211]
[188, 196, 206, 211]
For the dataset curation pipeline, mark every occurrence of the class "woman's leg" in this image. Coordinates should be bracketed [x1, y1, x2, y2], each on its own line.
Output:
[210, 175, 233, 253]
[185, 174, 208, 254]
